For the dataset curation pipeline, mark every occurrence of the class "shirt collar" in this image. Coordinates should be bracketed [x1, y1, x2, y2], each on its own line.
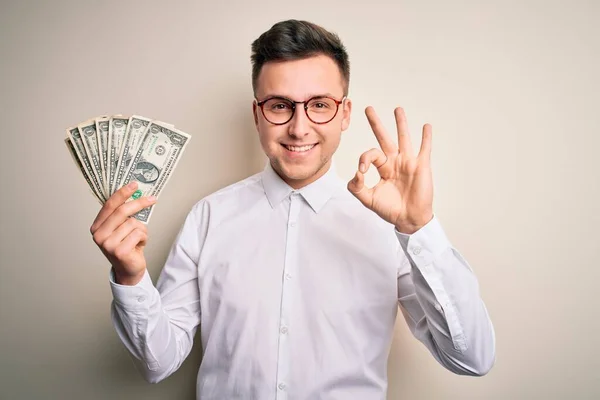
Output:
[261, 159, 344, 213]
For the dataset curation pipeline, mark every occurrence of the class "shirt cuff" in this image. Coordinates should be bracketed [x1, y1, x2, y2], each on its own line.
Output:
[109, 268, 155, 309]
[394, 214, 452, 267]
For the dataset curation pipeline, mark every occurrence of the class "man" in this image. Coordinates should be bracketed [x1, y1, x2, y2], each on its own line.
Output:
[91, 19, 495, 399]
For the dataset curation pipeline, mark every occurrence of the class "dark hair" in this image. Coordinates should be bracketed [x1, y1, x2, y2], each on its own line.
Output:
[251, 20, 350, 96]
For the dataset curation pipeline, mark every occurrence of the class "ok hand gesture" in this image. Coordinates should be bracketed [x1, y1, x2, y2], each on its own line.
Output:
[348, 107, 434, 234]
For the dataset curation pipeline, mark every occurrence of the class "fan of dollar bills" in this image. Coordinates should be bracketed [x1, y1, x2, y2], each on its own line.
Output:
[65, 115, 191, 223]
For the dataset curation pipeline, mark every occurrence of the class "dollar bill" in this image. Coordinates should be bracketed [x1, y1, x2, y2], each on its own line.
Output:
[121, 121, 191, 223]
[79, 120, 108, 199]
[65, 138, 103, 204]
[66, 127, 106, 203]
[107, 115, 129, 195]
[95, 116, 110, 195]
[113, 115, 151, 193]
[65, 114, 190, 223]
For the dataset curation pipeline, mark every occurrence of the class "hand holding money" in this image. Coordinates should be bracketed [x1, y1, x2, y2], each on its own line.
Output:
[90, 182, 156, 285]
[65, 114, 191, 284]
[65, 114, 191, 223]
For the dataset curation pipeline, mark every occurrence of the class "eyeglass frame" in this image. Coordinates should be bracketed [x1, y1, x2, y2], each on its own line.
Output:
[255, 95, 347, 125]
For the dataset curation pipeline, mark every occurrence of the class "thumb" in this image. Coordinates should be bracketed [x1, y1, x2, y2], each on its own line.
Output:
[347, 170, 373, 208]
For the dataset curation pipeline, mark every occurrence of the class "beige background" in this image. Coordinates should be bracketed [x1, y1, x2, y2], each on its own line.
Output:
[1, 0, 598, 399]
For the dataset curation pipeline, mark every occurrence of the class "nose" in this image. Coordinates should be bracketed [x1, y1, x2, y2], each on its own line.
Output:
[287, 105, 310, 138]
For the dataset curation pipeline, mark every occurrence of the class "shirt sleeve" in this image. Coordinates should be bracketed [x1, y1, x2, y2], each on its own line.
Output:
[109, 200, 208, 383]
[395, 214, 496, 376]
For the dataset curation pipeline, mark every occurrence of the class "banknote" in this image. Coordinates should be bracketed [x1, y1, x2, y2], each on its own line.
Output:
[107, 115, 129, 195]
[65, 114, 190, 223]
[121, 121, 191, 223]
[66, 126, 106, 203]
[79, 120, 108, 199]
[113, 115, 151, 193]
[95, 116, 110, 194]
[64, 138, 103, 204]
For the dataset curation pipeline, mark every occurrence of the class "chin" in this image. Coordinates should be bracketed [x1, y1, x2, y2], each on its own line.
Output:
[280, 164, 315, 180]
[274, 157, 329, 186]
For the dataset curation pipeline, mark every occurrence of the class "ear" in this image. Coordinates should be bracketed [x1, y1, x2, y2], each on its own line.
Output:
[341, 98, 352, 132]
[252, 101, 259, 128]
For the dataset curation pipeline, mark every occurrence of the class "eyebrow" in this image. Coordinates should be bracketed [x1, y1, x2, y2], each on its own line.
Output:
[260, 93, 338, 101]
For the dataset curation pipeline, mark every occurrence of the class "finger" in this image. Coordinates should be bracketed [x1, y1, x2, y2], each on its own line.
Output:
[394, 107, 413, 157]
[418, 123, 433, 162]
[92, 196, 156, 246]
[91, 181, 139, 234]
[358, 148, 388, 174]
[102, 217, 146, 254]
[114, 228, 148, 261]
[365, 106, 397, 155]
[347, 170, 374, 208]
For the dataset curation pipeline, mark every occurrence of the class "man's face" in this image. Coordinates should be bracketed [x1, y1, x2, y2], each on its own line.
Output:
[253, 54, 352, 189]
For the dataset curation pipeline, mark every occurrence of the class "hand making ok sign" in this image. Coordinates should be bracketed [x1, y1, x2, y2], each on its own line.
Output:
[348, 106, 434, 234]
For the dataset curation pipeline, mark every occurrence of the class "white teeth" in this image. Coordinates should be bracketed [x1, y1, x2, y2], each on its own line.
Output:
[284, 144, 315, 152]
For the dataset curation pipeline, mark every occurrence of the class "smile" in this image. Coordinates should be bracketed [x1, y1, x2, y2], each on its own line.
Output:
[282, 144, 317, 153]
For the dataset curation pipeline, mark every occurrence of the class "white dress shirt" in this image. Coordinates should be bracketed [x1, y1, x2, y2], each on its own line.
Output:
[109, 160, 495, 400]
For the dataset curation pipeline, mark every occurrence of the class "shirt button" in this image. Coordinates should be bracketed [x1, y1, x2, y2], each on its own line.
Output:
[434, 303, 442, 311]
[280, 326, 288, 334]
[289, 221, 296, 227]
[137, 296, 146, 303]
[412, 246, 422, 255]
[278, 383, 286, 390]
[285, 273, 292, 280]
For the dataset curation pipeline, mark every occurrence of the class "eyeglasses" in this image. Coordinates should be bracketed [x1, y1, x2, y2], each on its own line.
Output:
[255, 95, 346, 125]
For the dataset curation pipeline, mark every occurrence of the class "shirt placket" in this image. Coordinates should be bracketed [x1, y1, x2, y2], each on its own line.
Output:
[275, 192, 300, 399]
